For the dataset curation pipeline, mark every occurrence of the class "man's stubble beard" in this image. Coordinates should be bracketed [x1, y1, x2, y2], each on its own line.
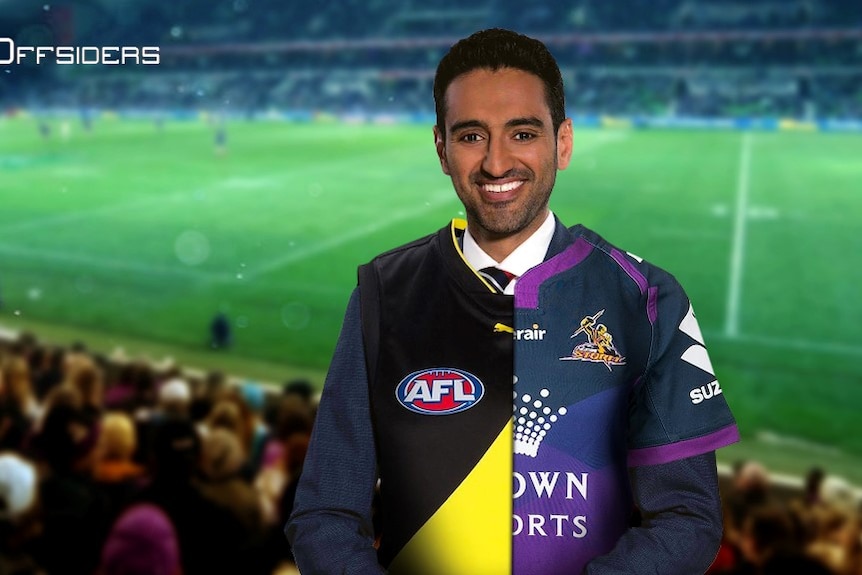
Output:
[456, 156, 558, 240]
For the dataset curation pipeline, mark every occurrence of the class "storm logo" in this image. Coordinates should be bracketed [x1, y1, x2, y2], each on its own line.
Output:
[395, 368, 484, 415]
[560, 309, 626, 371]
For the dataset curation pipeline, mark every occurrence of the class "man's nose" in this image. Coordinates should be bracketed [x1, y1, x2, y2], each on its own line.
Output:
[481, 137, 514, 178]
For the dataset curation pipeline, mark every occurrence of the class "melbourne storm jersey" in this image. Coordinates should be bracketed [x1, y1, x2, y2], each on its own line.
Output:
[512, 223, 738, 574]
[358, 218, 738, 574]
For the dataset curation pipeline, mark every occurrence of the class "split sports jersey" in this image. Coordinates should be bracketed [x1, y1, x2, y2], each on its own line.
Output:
[287, 218, 738, 574]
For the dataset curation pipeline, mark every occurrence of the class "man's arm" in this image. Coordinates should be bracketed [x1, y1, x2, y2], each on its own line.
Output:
[585, 452, 723, 574]
[285, 288, 386, 574]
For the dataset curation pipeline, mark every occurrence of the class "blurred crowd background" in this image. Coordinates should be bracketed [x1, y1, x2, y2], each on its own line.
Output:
[2, 0, 861, 121]
[2, 328, 861, 574]
[2, 0, 862, 573]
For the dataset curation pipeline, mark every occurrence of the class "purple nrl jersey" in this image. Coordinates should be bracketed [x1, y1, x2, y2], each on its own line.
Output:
[511, 227, 738, 574]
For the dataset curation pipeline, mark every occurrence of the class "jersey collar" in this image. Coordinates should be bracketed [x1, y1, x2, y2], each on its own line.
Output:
[462, 211, 556, 295]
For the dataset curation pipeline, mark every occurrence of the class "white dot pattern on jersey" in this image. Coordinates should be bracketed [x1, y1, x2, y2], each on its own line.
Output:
[514, 388, 569, 457]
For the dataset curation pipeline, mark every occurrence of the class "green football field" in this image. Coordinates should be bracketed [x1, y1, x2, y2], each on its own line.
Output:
[1, 115, 861, 481]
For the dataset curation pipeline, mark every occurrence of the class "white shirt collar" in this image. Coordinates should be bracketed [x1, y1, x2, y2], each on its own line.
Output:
[462, 211, 556, 295]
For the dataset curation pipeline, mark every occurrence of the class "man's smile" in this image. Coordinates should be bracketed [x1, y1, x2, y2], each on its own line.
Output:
[480, 180, 525, 194]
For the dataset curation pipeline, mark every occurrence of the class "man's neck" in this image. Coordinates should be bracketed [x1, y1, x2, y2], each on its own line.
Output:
[469, 210, 550, 262]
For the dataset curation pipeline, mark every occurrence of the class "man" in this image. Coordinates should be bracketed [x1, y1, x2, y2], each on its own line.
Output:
[286, 28, 739, 574]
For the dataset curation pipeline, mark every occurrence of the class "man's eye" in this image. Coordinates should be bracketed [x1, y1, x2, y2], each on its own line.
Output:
[514, 132, 536, 141]
[460, 133, 482, 143]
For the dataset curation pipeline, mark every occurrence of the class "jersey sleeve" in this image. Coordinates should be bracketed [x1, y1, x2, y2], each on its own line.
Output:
[285, 288, 386, 574]
[627, 272, 739, 467]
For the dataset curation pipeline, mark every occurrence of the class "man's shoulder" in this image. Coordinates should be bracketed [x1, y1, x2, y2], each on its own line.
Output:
[358, 222, 452, 277]
[558, 222, 683, 292]
[367, 230, 440, 264]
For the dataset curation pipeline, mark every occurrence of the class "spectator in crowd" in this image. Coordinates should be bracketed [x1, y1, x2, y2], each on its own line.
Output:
[97, 503, 182, 575]
[727, 505, 833, 575]
[189, 370, 227, 423]
[202, 397, 244, 438]
[64, 354, 105, 426]
[32, 384, 108, 575]
[0, 452, 42, 575]
[137, 417, 225, 575]
[256, 395, 313, 531]
[155, 377, 193, 420]
[240, 381, 271, 477]
[198, 427, 268, 573]
[725, 460, 775, 545]
[92, 411, 148, 524]
[805, 467, 828, 508]
[0, 355, 38, 451]
[282, 379, 315, 405]
[28, 345, 64, 402]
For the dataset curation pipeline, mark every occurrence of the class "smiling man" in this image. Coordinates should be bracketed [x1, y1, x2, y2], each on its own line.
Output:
[435, 65, 569, 263]
[286, 29, 738, 574]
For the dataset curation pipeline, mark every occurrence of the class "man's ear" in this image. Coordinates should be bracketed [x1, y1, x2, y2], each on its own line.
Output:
[433, 125, 450, 175]
[556, 118, 573, 170]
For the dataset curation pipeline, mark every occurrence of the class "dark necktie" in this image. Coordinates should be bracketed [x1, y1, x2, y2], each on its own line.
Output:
[479, 266, 516, 294]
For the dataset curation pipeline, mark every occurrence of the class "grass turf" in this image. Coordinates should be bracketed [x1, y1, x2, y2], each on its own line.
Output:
[2, 115, 861, 479]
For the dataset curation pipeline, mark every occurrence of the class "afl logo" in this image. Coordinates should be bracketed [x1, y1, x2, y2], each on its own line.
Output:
[396, 368, 484, 415]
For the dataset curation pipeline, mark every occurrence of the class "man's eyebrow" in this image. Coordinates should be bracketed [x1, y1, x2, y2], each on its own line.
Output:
[449, 119, 486, 134]
[506, 117, 545, 129]
[449, 117, 545, 134]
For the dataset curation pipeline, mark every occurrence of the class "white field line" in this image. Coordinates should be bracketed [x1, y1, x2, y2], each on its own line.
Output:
[725, 132, 752, 337]
[0, 143, 427, 236]
[569, 131, 629, 157]
[0, 173, 282, 236]
[729, 332, 862, 357]
[0, 240, 355, 297]
[0, 189, 454, 285]
[0, 243, 229, 281]
[243, 191, 455, 280]
[648, 227, 727, 241]
[0, 194, 456, 284]
[705, 330, 862, 357]
[0, 190, 191, 235]
[0, 173, 306, 236]
[756, 430, 843, 456]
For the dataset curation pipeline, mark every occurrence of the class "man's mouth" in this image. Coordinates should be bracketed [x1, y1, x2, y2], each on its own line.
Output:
[481, 180, 525, 194]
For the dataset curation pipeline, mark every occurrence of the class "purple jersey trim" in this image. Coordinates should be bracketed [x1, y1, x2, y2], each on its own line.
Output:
[627, 424, 740, 467]
[647, 285, 659, 324]
[610, 248, 648, 295]
[516, 237, 593, 309]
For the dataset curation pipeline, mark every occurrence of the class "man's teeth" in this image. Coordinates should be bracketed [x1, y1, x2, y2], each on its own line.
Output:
[483, 181, 524, 193]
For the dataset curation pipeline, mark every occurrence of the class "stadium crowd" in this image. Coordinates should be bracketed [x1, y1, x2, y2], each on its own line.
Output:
[1, 329, 861, 574]
[0, 331, 314, 575]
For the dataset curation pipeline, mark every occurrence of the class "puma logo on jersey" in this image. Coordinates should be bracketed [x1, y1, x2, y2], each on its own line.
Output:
[690, 381, 723, 404]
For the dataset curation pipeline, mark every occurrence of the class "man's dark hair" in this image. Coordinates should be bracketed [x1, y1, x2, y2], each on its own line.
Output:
[433, 28, 566, 136]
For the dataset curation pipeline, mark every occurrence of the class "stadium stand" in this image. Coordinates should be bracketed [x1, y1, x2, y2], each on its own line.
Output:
[3, 0, 862, 120]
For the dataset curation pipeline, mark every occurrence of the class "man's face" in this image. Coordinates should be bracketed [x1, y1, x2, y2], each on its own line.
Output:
[434, 67, 572, 254]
